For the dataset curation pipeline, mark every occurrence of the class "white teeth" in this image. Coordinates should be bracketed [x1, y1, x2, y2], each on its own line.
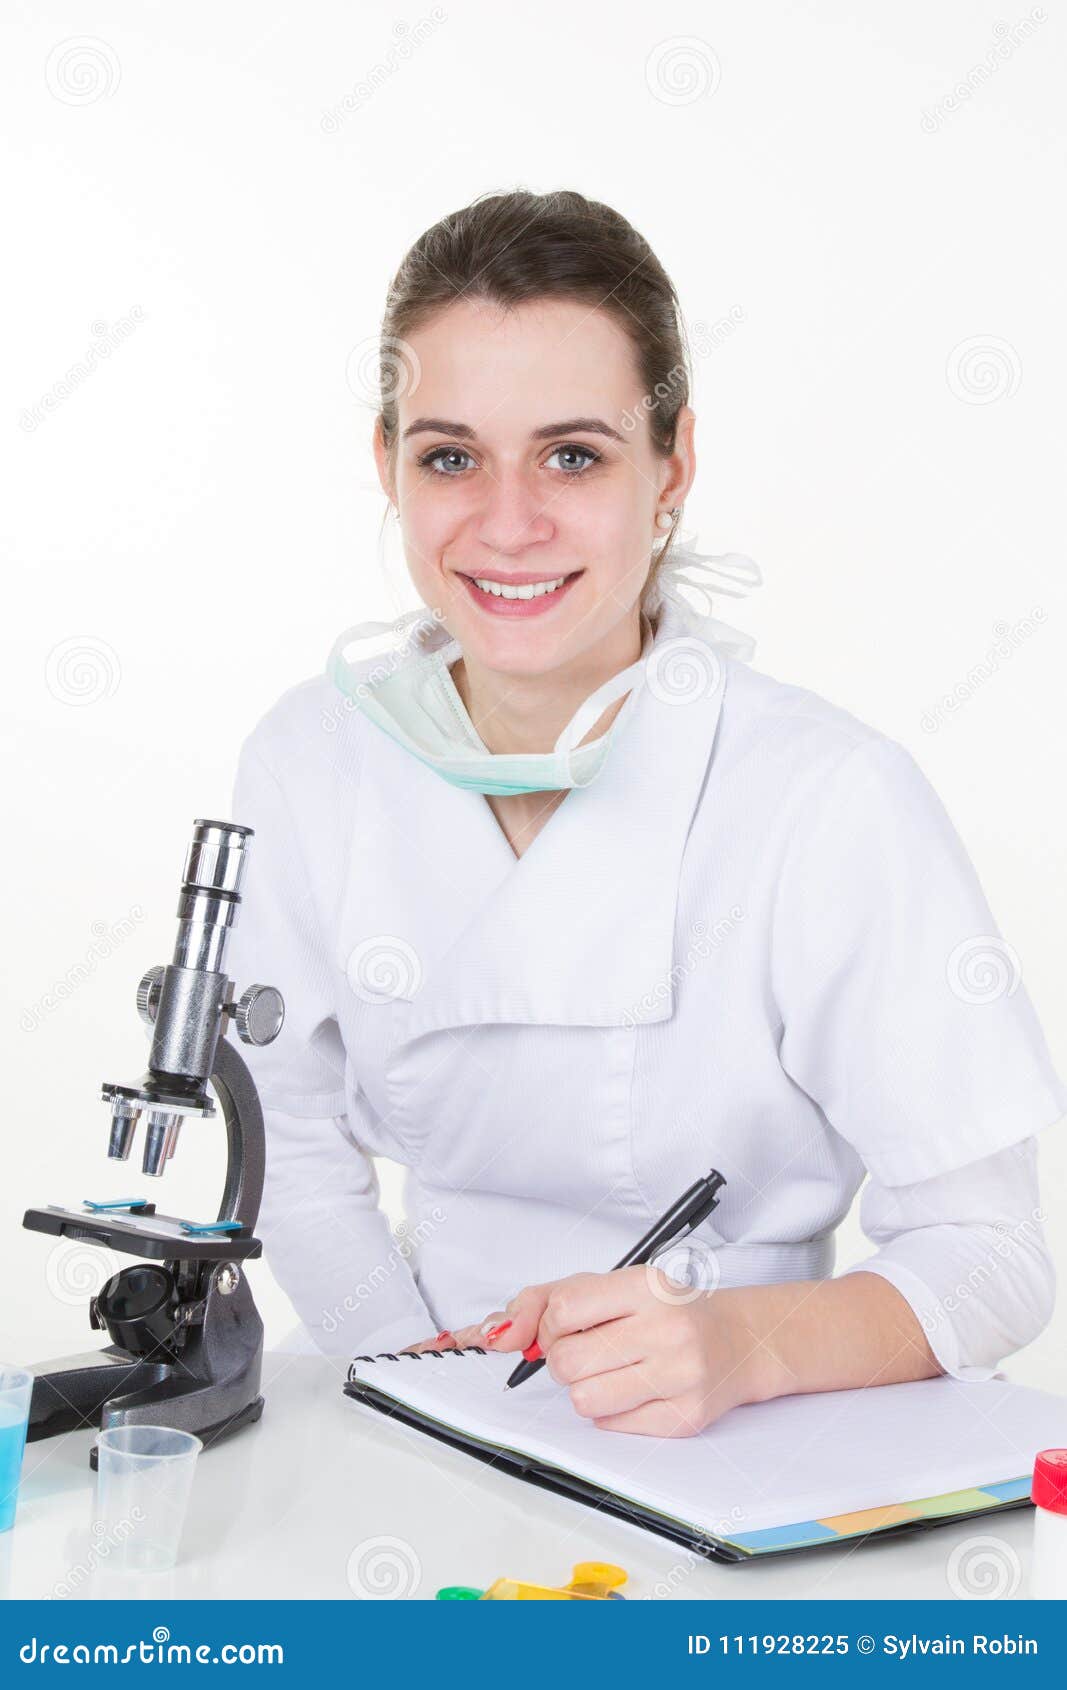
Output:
[471, 575, 567, 600]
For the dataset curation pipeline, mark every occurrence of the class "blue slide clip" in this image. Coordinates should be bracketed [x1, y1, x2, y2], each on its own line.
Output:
[178, 1219, 244, 1236]
[82, 1197, 150, 1212]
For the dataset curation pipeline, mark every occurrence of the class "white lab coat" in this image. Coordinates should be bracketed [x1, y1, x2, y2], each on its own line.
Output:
[225, 600, 1066, 1377]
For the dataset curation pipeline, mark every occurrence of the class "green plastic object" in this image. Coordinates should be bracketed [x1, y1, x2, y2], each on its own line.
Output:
[435, 1585, 485, 1599]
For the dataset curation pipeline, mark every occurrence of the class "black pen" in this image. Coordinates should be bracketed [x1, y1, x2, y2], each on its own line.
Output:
[503, 1167, 727, 1391]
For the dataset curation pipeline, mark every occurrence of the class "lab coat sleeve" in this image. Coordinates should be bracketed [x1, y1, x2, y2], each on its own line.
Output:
[840, 1137, 1054, 1379]
[770, 734, 1067, 1188]
[224, 733, 436, 1357]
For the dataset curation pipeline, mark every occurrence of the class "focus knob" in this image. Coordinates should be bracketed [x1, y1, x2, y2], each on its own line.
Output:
[233, 984, 285, 1047]
[136, 966, 165, 1026]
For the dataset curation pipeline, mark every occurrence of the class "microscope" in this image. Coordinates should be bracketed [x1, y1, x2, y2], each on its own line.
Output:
[21, 820, 284, 1468]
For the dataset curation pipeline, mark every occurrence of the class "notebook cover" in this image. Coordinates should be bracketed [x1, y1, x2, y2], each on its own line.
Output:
[342, 1375, 1032, 1565]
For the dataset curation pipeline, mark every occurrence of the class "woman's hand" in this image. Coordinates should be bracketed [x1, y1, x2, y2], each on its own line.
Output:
[476, 1267, 940, 1434]
[396, 1267, 939, 1428]
[398, 1310, 510, 1355]
[478, 1267, 778, 1436]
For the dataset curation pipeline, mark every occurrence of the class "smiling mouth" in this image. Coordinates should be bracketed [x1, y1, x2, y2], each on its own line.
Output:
[456, 568, 583, 606]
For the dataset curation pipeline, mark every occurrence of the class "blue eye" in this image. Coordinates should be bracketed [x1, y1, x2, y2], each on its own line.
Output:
[419, 447, 473, 475]
[546, 445, 600, 474]
[416, 443, 602, 477]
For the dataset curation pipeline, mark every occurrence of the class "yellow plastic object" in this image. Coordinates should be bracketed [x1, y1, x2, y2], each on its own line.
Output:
[566, 1561, 628, 1598]
[479, 1561, 628, 1600]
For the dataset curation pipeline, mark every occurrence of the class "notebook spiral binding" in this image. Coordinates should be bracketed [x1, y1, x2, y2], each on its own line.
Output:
[346, 1345, 487, 1384]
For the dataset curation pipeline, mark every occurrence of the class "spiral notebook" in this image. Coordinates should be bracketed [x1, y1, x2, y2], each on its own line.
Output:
[343, 1345, 1066, 1561]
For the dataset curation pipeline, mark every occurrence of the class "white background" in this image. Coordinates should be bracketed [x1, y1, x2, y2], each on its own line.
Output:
[1, 2, 1063, 1396]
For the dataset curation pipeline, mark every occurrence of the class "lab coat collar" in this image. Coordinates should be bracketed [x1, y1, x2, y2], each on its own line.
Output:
[337, 600, 730, 1035]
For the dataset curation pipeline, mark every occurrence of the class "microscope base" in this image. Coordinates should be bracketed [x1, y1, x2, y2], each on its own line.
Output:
[86, 1393, 264, 1469]
[24, 1261, 266, 1466]
[25, 1348, 173, 1440]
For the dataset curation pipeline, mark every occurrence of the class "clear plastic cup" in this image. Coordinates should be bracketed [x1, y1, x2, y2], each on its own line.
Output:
[93, 1424, 202, 1572]
[0, 1367, 33, 1533]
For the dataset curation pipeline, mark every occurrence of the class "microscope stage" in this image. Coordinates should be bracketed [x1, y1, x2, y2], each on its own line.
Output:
[22, 1203, 262, 1260]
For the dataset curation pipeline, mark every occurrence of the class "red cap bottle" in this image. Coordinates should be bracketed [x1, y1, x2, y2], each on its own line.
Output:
[1031, 1448, 1067, 1600]
[1032, 1449, 1067, 1513]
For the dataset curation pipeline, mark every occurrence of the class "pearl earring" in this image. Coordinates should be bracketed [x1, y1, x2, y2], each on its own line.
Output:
[656, 507, 680, 531]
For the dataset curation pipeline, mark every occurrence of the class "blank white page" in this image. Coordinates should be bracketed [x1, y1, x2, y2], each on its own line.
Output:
[347, 1348, 1067, 1536]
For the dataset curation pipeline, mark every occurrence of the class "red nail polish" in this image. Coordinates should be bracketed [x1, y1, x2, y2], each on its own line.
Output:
[483, 1320, 512, 1344]
[522, 1340, 543, 1363]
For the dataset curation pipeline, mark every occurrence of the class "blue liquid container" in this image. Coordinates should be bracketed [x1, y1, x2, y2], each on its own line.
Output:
[0, 1388, 31, 1533]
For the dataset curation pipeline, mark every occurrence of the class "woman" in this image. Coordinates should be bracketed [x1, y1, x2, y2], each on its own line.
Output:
[227, 189, 1065, 1438]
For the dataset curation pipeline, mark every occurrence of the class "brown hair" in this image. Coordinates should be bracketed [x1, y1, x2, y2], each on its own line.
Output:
[377, 188, 690, 615]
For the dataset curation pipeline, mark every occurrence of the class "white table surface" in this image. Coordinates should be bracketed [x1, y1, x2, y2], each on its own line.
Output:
[0, 1351, 1041, 1602]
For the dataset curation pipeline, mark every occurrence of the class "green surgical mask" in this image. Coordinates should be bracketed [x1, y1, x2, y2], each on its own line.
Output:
[326, 546, 760, 797]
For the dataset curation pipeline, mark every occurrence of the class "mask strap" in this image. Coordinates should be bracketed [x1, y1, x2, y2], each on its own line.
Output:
[326, 609, 447, 695]
[553, 658, 648, 756]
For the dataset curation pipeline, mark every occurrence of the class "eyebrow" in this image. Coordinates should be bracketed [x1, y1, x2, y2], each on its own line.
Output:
[401, 416, 626, 444]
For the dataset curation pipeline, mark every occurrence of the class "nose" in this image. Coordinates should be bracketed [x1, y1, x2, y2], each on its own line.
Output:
[473, 467, 556, 555]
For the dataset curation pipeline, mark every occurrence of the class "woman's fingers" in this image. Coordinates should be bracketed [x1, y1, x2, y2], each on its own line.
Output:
[537, 1268, 646, 1351]
[488, 1269, 648, 1355]
[544, 1315, 644, 1385]
[449, 1318, 495, 1348]
[398, 1329, 457, 1354]
[563, 1359, 662, 1422]
[476, 1310, 513, 1347]
[592, 1394, 714, 1438]
[490, 1282, 554, 1349]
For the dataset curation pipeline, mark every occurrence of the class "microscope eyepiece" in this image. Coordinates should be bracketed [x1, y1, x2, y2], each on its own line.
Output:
[174, 821, 254, 973]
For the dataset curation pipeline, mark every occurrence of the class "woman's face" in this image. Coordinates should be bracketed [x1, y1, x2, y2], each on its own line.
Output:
[375, 297, 694, 679]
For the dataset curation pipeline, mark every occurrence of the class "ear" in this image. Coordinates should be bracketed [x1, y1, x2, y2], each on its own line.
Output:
[661, 403, 697, 508]
[372, 414, 396, 506]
